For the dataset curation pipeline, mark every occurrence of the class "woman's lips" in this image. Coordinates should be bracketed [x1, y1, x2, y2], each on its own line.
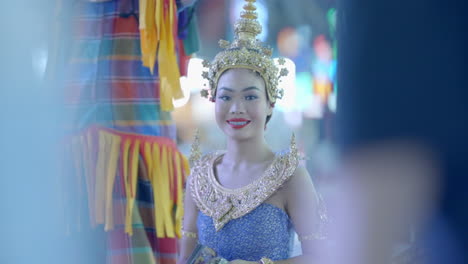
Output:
[227, 118, 251, 129]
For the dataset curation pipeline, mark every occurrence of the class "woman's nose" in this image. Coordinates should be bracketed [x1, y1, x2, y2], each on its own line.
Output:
[229, 99, 245, 114]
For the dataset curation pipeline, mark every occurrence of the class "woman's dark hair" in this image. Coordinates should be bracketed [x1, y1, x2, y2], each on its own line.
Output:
[251, 70, 273, 126]
[266, 113, 272, 125]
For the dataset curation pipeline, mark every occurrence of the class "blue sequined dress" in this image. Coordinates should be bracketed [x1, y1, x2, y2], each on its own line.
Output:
[197, 203, 295, 261]
[189, 151, 299, 262]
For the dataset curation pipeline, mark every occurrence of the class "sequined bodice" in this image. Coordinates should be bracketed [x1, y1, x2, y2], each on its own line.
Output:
[190, 150, 298, 231]
[189, 150, 299, 261]
[197, 203, 294, 261]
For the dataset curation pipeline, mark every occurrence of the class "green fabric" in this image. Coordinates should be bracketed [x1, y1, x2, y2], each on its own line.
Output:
[183, 7, 200, 55]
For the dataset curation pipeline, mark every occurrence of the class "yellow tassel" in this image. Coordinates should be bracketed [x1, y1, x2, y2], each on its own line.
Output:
[95, 131, 108, 225]
[160, 77, 173, 111]
[122, 139, 132, 235]
[127, 140, 140, 234]
[156, 0, 182, 111]
[168, 0, 175, 48]
[139, 0, 184, 111]
[104, 133, 121, 231]
[181, 153, 190, 180]
[139, 0, 186, 111]
[139, 0, 157, 73]
[85, 131, 97, 226]
[155, 0, 162, 40]
[167, 0, 183, 101]
[130, 141, 140, 218]
[161, 145, 175, 238]
[174, 152, 184, 238]
[168, 149, 174, 196]
[151, 143, 165, 237]
[143, 142, 153, 182]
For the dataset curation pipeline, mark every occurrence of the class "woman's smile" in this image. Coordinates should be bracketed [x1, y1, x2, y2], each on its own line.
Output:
[226, 118, 251, 129]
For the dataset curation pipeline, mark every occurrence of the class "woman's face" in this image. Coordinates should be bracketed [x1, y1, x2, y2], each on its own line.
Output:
[215, 68, 272, 141]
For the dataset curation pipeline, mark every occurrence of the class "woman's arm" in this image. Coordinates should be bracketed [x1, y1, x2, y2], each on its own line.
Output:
[273, 166, 325, 264]
[279, 166, 325, 264]
[177, 176, 199, 264]
[285, 165, 324, 259]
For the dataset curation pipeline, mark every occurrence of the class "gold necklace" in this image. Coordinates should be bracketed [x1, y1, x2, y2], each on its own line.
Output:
[190, 150, 298, 231]
[210, 153, 278, 193]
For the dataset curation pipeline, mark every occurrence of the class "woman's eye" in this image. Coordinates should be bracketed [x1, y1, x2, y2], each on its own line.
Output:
[245, 95, 258, 101]
[218, 95, 231, 101]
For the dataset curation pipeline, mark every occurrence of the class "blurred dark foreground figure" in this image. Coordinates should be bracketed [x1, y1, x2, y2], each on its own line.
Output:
[332, 0, 467, 264]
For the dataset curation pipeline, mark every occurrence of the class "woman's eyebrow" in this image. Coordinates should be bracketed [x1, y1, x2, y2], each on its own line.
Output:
[218, 86, 259, 92]
[218, 87, 234, 92]
[242, 86, 260, 92]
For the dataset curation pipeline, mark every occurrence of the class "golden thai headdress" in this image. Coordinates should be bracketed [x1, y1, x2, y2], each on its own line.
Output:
[200, 0, 289, 104]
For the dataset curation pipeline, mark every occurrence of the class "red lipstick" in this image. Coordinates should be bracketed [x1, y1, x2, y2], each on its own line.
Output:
[226, 118, 251, 129]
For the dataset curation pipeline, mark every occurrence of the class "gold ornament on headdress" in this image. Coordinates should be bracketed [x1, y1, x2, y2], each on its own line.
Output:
[200, 0, 289, 103]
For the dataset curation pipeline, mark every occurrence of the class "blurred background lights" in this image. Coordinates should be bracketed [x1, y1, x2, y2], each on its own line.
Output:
[303, 94, 324, 119]
[186, 57, 209, 93]
[275, 58, 296, 112]
[328, 92, 337, 112]
[277, 27, 300, 58]
[174, 76, 191, 108]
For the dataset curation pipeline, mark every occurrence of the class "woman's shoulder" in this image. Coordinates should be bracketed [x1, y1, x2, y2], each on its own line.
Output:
[284, 165, 310, 188]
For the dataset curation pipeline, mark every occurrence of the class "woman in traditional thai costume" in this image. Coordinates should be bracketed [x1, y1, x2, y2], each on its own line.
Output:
[177, 1, 326, 263]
